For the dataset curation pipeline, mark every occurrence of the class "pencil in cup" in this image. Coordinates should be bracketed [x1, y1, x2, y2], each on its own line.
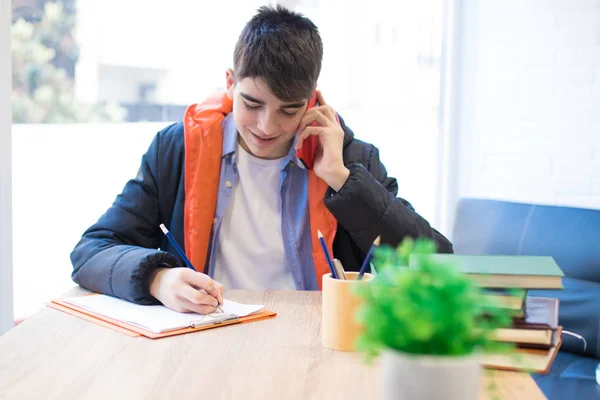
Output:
[357, 236, 381, 280]
[322, 271, 374, 351]
[317, 230, 338, 279]
[333, 259, 347, 280]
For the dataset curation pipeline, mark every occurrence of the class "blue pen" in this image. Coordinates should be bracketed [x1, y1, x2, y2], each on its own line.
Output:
[160, 223, 195, 270]
[317, 229, 338, 279]
[159, 224, 223, 312]
[358, 236, 381, 280]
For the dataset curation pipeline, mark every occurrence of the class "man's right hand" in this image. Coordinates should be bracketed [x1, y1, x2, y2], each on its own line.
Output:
[148, 267, 225, 314]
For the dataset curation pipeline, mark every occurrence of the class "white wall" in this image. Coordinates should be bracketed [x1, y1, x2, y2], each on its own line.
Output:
[451, 0, 600, 232]
[0, 0, 14, 335]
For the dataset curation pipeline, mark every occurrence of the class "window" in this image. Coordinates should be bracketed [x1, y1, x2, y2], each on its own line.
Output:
[138, 83, 157, 104]
[11, 0, 447, 321]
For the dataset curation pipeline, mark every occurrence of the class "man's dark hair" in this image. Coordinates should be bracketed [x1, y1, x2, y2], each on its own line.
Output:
[233, 5, 323, 101]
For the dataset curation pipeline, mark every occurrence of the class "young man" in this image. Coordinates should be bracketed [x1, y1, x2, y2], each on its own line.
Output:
[71, 5, 452, 315]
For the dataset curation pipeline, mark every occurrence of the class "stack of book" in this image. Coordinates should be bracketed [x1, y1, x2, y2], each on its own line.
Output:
[416, 254, 565, 373]
[483, 295, 562, 373]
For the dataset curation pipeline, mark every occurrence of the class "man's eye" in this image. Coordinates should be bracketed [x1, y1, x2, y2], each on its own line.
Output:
[244, 102, 262, 111]
[280, 109, 298, 117]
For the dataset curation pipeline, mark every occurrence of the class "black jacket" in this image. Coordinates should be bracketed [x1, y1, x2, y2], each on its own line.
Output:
[71, 116, 452, 304]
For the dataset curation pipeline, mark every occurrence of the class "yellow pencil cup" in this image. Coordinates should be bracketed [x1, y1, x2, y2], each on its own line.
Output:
[322, 272, 374, 351]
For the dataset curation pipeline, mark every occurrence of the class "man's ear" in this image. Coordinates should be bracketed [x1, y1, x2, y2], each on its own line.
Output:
[225, 69, 235, 99]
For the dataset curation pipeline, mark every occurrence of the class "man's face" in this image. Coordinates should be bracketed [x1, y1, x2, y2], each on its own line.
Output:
[227, 71, 309, 159]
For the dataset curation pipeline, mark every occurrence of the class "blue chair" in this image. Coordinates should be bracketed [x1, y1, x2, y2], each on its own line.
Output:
[452, 198, 600, 399]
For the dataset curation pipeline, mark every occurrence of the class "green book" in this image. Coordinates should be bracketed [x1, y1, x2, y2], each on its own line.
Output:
[408, 255, 564, 289]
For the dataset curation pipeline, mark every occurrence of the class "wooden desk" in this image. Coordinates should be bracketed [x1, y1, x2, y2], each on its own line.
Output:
[0, 288, 545, 400]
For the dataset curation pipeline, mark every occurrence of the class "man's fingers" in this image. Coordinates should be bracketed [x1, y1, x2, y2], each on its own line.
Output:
[316, 90, 326, 106]
[315, 91, 338, 121]
[182, 269, 217, 293]
[181, 300, 218, 315]
[298, 110, 331, 134]
[321, 105, 337, 122]
[214, 281, 225, 305]
[295, 126, 322, 150]
[180, 269, 223, 304]
[178, 285, 218, 307]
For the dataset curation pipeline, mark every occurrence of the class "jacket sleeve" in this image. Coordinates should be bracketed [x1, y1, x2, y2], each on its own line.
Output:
[324, 145, 453, 254]
[70, 125, 180, 304]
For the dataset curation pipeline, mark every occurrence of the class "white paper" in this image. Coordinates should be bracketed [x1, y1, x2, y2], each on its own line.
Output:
[221, 299, 264, 317]
[64, 294, 265, 333]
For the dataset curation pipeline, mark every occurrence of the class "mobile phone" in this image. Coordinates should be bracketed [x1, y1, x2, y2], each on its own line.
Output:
[296, 90, 319, 170]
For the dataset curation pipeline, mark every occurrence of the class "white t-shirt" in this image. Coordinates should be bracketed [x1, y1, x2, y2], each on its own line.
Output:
[213, 144, 296, 290]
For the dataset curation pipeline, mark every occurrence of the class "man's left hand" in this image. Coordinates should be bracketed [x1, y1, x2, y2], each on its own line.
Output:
[296, 90, 349, 192]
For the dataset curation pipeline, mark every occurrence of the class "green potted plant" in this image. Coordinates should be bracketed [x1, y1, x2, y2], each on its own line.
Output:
[355, 238, 514, 400]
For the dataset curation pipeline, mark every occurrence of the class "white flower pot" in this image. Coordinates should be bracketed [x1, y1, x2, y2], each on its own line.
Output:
[381, 349, 482, 400]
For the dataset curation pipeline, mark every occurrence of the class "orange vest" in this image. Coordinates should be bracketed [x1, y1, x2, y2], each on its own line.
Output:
[182, 92, 337, 289]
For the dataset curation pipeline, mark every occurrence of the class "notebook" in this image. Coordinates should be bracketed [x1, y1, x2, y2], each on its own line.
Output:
[49, 294, 276, 339]
[411, 255, 564, 289]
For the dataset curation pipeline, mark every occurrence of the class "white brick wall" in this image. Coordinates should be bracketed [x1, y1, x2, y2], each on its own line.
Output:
[454, 0, 600, 217]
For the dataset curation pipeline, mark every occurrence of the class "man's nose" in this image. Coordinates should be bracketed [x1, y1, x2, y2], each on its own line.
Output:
[257, 113, 277, 136]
